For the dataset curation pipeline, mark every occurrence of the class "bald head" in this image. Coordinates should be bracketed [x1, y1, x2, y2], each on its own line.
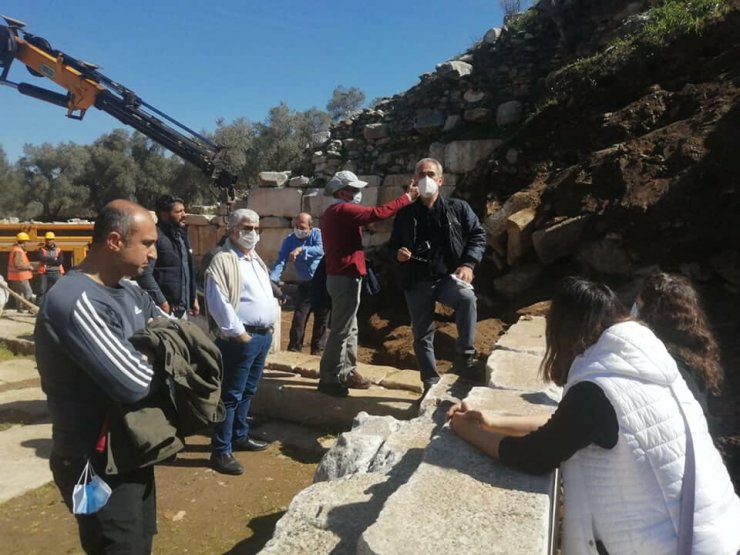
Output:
[92, 200, 153, 245]
[294, 212, 312, 229]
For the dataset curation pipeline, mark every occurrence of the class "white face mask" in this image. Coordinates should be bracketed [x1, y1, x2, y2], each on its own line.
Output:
[237, 229, 260, 250]
[418, 176, 439, 198]
[294, 228, 311, 240]
[351, 191, 362, 204]
[630, 302, 639, 318]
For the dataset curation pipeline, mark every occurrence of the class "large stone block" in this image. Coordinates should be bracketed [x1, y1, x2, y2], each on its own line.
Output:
[377, 185, 407, 205]
[288, 175, 310, 188]
[483, 27, 502, 44]
[248, 187, 303, 218]
[302, 189, 336, 218]
[429, 142, 446, 162]
[414, 109, 446, 133]
[382, 174, 413, 189]
[532, 216, 588, 265]
[435, 60, 473, 78]
[256, 227, 298, 281]
[363, 123, 389, 140]
[495, 316, 547, 357]
[444, 139, 502, 173]
[464, 89, 487, 103]
[484, 190, 540, 243]
[464, 107, 492, 122]
[260, 216, 292, 229]
[258, 171, 291, 187]
[310, 131, 331, 147]
[496, 100, 524, 126]
[506, 207, 536, 265]
[360, 395, 556, 554]
[358, 186, 378, 207]
[357, 175, 383, 188]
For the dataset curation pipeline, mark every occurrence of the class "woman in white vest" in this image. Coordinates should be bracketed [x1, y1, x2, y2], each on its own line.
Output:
[448, 277, 740, 554]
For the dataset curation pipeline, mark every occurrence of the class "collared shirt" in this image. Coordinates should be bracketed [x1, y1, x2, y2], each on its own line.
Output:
[269, 228, 324, 283]
[205, 247, 277, 338]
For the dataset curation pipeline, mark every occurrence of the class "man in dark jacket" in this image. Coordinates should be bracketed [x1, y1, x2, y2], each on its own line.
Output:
[389, 158, 486, 393]
[137, 194, 199, 318]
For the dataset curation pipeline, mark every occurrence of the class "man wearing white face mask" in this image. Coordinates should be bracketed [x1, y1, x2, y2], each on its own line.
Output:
[270, 212, 328, 355]
[204, 209, 278, 475]
[390, 158, 487, 394]
[318, 170, 420, 396]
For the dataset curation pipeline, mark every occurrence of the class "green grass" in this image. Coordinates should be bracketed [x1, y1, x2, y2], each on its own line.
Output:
[548, 0, 728, 99]
[0, 344, 16, 362]
[507, 9, 538, 33]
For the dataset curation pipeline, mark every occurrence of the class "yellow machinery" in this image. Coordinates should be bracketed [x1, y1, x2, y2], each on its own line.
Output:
[0, 222, 93, 275]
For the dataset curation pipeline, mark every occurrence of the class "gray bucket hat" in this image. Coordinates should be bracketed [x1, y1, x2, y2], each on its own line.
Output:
[324, 170, 368, 197]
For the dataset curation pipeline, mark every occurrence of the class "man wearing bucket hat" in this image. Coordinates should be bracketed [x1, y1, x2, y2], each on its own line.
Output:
[38, 231, 65, 299]
[318, 170, 419, 397]
[7, 231, 35, 311]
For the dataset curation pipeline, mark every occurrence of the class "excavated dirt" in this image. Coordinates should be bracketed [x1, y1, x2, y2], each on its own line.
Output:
[0, 304, 504, 555]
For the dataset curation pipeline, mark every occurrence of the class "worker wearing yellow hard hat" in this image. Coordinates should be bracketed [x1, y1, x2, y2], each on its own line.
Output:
[8, 231, 35, 311]
[39, 230, 65, 298]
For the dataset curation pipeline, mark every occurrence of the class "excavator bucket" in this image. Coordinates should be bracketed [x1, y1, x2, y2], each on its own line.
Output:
[1, 15, 26, 29]
[0, 23, 17, 77]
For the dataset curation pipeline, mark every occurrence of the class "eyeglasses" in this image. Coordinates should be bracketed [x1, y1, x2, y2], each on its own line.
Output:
[239, 225, 260, 234]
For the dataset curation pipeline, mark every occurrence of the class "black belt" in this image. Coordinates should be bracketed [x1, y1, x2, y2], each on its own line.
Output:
[243, 324, 273, 334]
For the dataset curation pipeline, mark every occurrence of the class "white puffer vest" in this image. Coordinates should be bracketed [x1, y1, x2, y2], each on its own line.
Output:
[561, 321, 740, 555]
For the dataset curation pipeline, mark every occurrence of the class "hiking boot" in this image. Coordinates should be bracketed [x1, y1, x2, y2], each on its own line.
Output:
[317, 381, 349, 397]
[210, 452, 244, 475]
[344, 370, 371, 389]
[233, 437, 270, 452]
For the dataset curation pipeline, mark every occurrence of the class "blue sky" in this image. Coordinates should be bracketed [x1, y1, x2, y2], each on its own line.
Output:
[0, 0, 504, 162]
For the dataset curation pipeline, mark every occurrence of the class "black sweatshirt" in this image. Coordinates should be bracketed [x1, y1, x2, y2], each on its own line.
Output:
[499, 381, 619, 475]
[35, 271, 160, 459]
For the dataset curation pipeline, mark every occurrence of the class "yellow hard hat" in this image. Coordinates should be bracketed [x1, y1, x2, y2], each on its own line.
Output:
[16, 232, 30, 242]
[44, 231, 56, 239]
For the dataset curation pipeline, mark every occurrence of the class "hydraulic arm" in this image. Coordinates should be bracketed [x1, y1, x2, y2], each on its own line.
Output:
[0, 16, 237, 201]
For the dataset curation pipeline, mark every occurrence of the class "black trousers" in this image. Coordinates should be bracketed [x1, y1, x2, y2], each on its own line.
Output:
[50, 452, 156, 555]
[288, 281, 329, 353]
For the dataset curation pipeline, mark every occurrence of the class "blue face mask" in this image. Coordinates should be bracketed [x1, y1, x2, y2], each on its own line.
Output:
[72, 462, 112, 515]
[630, 302, 639, 318]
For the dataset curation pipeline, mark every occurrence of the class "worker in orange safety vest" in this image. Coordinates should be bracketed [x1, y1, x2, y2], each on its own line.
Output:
[7, 232, 35, 311]
[38, 231, 65, 298]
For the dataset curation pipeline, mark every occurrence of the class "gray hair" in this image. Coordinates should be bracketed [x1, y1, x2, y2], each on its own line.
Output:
[414, 158, 444, 176]
[228, 208, 260, 229]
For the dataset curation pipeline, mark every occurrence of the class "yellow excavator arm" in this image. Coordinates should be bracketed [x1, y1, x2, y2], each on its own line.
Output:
[0, 15, 237, 201]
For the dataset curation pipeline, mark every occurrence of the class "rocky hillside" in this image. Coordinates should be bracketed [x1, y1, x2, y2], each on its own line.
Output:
[295, 0, 740, 458]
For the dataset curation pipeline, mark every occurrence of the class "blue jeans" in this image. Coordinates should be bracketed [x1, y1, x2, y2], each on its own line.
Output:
[212, 332, 272, 454]
[404, 276, 477, 386]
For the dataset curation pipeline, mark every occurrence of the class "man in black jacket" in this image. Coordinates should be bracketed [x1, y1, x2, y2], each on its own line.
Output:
[137, 194, 199, 318]
[389, 158, 486, 393]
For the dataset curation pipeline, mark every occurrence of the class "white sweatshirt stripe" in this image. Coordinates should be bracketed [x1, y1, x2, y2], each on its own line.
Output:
[72, 293, 152, 387]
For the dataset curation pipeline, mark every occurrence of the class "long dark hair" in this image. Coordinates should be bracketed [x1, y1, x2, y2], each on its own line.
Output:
[638, 272, 723, 395]
[541, 277, 629, 386]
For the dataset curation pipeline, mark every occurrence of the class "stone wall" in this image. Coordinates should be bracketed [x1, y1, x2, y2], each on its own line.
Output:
[260, 316, 560, 554]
